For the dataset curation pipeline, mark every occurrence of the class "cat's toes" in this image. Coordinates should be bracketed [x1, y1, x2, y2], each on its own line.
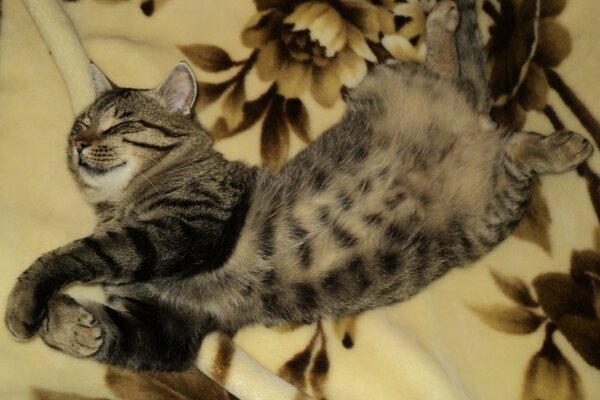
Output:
[478, 113, 498, 132]
[5, 282, 46, 341]
[40, 295, 103, 358]
[543, 130, 593, 172]
[429, 1, 459, 32]
[418, 0, 437, 13]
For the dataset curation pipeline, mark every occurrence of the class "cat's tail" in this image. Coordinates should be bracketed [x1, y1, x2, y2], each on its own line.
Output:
[454, 0, 490, 113]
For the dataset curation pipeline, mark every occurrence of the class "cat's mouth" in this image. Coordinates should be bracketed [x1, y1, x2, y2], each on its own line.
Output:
[78, 159, 127, 175]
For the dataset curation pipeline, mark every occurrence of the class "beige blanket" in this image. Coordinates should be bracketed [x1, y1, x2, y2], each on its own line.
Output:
[1, 0, 599, 399]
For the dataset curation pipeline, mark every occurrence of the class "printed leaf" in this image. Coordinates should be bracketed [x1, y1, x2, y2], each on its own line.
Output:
[197, 80, 235, 109]
[540, 0, 567, 17]
[32, 388, 109, 400]
[332, 315, 359, 349]
[577, 162, 600, 223]
[491, 100, 527, 130]
[570, 250, 600, 290]
[593, 279, 600, 321]
[513, 179, 552, 253]
[211, 334, 236, 385]
[208, 86, 276, 140]
[285, 98, 311, 143]
[106, 366, 232, 400]
[490, 269, 539, 308]
[533, 273, 596, 321]
[209, 117, 231, 140]
[468, 303, 545, 334]
[276, 61, 311, 98]
[255, 41, 285, 82]
[140, 0, 169, 17]
[552, 315, 600, 369]
[517, 63, 549, 112]
[308, 343, 329, 399]
[223, 80, 246, 129]
[241, 10, 282, 49]
[534, 20, 572, 68]
[279, 347, 312, 390]
[179, 44, 238, 73]
[254, 0, 290, 12]
[487, 0, 539, 105]
[522, 328, 584, 399]
[535, 272, 600, 368]
[311, 66, 342, 108]
[367, 41, 394, 64]
[261, 94, 290, 171]
[277, 324, 321, 391]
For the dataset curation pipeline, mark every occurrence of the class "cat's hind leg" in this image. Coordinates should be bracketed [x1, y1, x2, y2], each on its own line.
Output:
[454, 0, 490, 112]
[468, 130, 592, 257]
[425, 1, 460, 77]
[506, 130, 593, 174]
[40, 294, 103, 358]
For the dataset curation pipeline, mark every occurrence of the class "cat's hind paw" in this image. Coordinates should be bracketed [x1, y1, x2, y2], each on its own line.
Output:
[40, 295, 103, 358]
[538, 130, 593, 173]
[429, 1, 459, 32]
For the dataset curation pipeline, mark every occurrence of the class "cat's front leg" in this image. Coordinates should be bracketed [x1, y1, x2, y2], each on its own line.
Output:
[4, 249, 98, 340]
[5, 219, 212, 342]
[5, 228, 154, 340]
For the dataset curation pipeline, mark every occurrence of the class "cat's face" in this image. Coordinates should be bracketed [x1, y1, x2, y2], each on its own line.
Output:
[68, 63, 201, 200]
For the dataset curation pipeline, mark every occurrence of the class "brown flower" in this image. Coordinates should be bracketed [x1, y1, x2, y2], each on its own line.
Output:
[379, 0, 427, 61]
[533, 250, 600, 369]
[179, 0, 426, 170]
[242, 0, 388, 107]
[522, 324, 583, 400]
[472, 256, 600, 370]
[484, 0, 571, 128]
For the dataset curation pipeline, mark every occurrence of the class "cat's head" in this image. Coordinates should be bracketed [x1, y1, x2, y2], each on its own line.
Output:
[68, 62, 209, 201]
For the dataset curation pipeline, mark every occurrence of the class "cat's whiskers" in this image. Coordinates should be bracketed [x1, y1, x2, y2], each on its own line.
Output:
[135, 153, 160, 164]
[135, 169, 161, 194]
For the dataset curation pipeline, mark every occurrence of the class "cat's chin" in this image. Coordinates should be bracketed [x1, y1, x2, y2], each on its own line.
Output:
[78, 159, 127, 176]
[77, 160, 138, 203]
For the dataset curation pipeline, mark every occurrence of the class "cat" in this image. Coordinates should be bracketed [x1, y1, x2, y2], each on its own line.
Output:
[5, 0, 593, 372]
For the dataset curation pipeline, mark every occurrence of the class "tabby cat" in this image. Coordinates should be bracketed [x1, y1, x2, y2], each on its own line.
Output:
[5, 0, 592, 371]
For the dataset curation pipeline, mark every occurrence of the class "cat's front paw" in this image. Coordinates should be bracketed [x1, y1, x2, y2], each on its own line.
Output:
[4, 278, 47, 340]
[40, 295, 103, 358]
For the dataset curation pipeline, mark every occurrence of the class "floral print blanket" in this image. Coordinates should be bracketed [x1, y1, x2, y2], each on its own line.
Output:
[1, 0, 599, 399]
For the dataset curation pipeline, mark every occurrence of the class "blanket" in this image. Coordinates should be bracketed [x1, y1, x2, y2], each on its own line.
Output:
[1, 0, 599, 398]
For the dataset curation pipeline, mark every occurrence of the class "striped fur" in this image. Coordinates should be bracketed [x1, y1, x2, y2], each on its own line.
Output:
[5, 1, 592, 371]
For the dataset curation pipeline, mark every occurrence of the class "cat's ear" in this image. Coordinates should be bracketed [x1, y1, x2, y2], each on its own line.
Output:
[89, 62, 115, 97]
[157, 62, 197, 116]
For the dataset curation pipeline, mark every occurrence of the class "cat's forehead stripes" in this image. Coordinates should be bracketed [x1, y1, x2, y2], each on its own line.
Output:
[94, 90, 123, 111]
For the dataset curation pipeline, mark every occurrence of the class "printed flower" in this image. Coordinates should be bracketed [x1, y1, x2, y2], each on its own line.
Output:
[241, 0, 393, 107]
[484, 0, 571, 128]
[533, 250, 600, 369]
[471, 256, 600, 369]
[378, 0, 427, 61]
[469, 248, 600, 399]
[178, 0, 426, 171]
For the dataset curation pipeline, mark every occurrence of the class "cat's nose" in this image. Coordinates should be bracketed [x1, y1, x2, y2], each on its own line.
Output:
[74, 139, 90, 153]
